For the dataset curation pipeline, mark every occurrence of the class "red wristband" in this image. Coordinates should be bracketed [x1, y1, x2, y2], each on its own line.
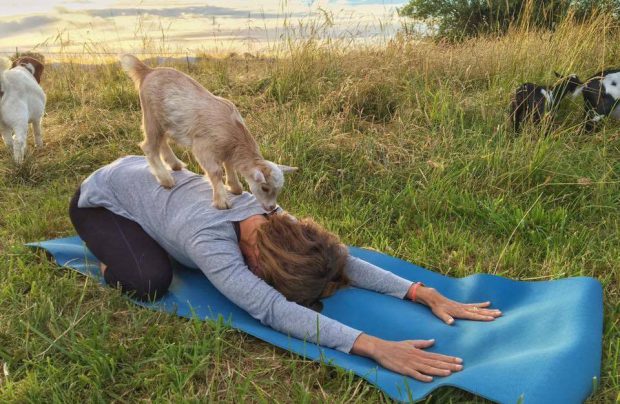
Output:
[410, 282, 424, 302]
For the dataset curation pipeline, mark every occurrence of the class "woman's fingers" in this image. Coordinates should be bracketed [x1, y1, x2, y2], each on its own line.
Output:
[464, 305, 501, 315]
[460, 306, 501, 320]
[404, 361, 458, 381]
[408, 369, 433, 382]
[475, 308, 502, 317]
[465, 301, 492, 308]
[457, 309, 496, 321]
[406, 341, 464, 366]
[436, 304, 502, 322]
[421, 357, 464, 372]
[421, 351, 464, 364]
[403, 341, 464, 377]
[434, 309, 455, 325]
[408, 339, 435, 349]
[417, 364, 452, 377]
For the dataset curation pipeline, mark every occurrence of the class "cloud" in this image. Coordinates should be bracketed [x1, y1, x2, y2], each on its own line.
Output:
[0, 16, 59, 37]
[63, 5, 296, 20]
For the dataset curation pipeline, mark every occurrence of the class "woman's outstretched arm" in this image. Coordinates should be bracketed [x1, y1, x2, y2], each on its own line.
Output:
[279, 211, 414, 298]
[187, 232, 486, 381]
[344, 255, 414, 298]
[189, 233, 468, 381]
[345, 256, 501, 323]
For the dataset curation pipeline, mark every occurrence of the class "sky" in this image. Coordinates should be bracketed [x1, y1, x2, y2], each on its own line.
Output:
[0, 1, 408, 58]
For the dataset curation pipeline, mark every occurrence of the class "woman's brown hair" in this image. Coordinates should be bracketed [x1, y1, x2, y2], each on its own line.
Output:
[255, 214, 350, 311]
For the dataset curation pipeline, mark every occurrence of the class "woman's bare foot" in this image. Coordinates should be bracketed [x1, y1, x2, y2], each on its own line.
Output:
[99, 262, 107, 275]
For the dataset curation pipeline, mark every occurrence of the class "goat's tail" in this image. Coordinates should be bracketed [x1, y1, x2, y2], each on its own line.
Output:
[120, 54, 152, 88]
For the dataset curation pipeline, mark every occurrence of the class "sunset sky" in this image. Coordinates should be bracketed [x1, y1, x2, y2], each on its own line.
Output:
[0, 1, 407, 57]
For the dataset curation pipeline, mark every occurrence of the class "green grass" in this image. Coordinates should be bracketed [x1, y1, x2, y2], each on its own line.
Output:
[0, 19, 619, 402]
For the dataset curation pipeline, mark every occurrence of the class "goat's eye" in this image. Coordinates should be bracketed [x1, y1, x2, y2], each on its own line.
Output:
[612, 81, 617, 86]
[261, 185, 269, 193]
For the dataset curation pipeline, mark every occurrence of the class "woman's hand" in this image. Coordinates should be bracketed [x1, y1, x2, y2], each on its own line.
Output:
[351, 334, 463, 382]
[409, 285, 502, 324]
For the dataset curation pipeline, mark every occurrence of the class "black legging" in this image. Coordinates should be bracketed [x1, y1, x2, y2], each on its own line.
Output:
[68, 188, 173, 301]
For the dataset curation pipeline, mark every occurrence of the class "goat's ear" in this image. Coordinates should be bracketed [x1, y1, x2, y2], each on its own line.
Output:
[554, 71, 562, 78]
[252, 168, 266, 184]
[277, 164, 298, 174]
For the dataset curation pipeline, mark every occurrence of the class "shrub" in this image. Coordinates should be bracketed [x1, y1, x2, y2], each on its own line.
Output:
[399, 0, 620, 40]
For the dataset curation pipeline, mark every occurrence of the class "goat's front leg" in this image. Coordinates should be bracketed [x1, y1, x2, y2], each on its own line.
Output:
[205, 163, 230, 209]
[32, 118, 44, 148]
[141, 138, 175, 188]
[224, 161, 243, 195]
[160, 136, 185, 171]
[193, 143, 230, 209]
[12, 125, 28, 165]
[584, 109, 604, 133]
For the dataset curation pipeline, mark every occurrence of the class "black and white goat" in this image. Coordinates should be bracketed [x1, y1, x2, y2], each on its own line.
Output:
[510, 73, 582, 132]
[580, 69, 620, 131]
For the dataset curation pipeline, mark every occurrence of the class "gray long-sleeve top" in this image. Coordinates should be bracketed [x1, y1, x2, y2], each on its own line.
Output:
[78, 156, 414, 353]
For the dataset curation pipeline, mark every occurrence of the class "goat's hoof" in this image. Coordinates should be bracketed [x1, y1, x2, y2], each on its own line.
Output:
[212, 198, 231, 210]
[157, 175, 176, 189]
[226, 185, 243, 195]
[169, 160, 186, 171]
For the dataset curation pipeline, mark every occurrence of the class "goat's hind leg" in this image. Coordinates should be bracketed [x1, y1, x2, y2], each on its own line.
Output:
[160, 135, 186, 171]
[32, 117, 43, 148]
[0, 106, 14, 149]
[141, 112, 175, 188]
[0, 125, 13, 150]
[508, 98, 519, 132]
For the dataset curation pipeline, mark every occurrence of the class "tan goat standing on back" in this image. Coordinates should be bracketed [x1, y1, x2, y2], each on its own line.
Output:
[120, 54, 296, 210]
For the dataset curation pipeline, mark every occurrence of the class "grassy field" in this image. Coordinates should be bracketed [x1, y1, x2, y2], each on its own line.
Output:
[0, 15, 619, 403]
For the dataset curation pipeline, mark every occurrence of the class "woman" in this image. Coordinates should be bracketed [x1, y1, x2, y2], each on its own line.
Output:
[69, 156, 501, 382]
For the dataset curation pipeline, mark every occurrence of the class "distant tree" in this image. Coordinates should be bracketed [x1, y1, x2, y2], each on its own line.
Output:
[399, 0, 620, 40]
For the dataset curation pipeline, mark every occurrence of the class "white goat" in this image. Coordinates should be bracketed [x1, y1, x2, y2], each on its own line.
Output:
[0, 57, 46, 164]
[120, 54, 296, 210]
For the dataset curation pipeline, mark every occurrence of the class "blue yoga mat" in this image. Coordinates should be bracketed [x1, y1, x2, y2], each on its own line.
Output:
[28, 237, 603, 404]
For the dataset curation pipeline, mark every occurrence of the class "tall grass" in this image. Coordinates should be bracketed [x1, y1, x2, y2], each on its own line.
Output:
[0, 11, 618, 403]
